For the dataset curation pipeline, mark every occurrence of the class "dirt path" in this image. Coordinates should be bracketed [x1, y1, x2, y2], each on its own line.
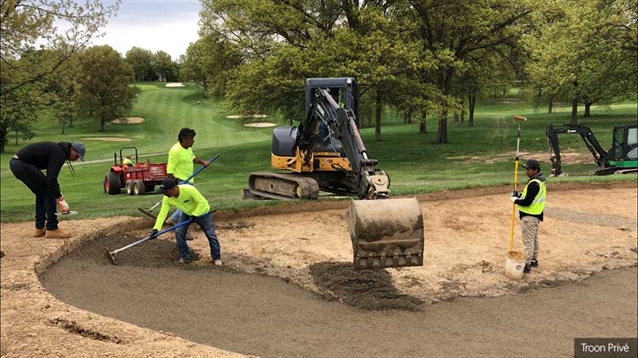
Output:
[1, 182, 637, 357]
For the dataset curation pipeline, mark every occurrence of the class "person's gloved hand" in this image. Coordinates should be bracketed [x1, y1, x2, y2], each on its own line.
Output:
[150, 229, 159, 238]
[57, 196, 70, 213]
[510, 195, 518, 203]
[511, 190, 520, 197]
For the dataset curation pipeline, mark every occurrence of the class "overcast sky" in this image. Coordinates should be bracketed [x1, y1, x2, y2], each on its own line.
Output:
[92, 0, 202, 60]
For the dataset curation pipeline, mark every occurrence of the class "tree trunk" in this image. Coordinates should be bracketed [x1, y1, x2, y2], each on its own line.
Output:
[15, 130, 18, 145]
[436, 109, 449, 143]
[419, 110, 428, 134]
[61, 120, 66, 134]
[453, 112, 459, 123]
[468, 93, 476, 127]
[459, 99, 465, 124]
[570, 98, 578, 125]
[0, 127, 7, 153]
[68, 115, 74, 128]
[548, 96, 553, 114]
[374, 93, 382, 140]
[100, 112, 106, 132]
[405, 107, 413, 124]
[584, 101, 592, 117]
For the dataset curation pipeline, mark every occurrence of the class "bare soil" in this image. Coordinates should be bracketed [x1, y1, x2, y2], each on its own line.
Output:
[1, 182, 637, 357]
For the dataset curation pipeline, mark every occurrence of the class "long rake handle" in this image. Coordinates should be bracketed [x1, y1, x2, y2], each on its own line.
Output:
[146, 154, 221, 212]
[110, 219, 191, 256]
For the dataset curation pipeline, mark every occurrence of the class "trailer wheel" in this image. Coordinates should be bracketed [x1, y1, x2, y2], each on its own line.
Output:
[104, 172, 121, 195]
[125, 181, 134, 195]
[133, 179, 146, 195]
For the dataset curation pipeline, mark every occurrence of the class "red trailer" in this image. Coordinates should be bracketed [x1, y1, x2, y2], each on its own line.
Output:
[103, 146, 168, 195]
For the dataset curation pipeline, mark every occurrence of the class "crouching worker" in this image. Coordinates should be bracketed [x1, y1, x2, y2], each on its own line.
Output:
[151, 178, 222, 266]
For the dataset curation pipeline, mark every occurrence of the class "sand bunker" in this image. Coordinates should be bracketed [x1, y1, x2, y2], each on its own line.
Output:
[111, 117, 144, 124]
[227, 114, 267, 119]
[83, 137, 132, 142]
[243, 122, 277, 127]
[165, 83, 185, 88]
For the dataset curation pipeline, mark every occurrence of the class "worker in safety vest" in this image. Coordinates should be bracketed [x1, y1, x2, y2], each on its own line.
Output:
[123, 155, 134, 166]
[510, 158, 546, 274]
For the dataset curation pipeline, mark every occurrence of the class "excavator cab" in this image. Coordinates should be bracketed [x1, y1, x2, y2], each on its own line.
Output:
[610, 125, 638, 163]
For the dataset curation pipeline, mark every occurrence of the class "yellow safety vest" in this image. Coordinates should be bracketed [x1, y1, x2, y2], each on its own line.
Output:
[518, 179, 546, 215]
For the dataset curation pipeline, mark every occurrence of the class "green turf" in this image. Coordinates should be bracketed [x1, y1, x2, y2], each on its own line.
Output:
[1, 84, 636, 223]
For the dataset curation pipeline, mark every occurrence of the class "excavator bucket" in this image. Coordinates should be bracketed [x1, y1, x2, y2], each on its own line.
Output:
[345, 198, 424, 270]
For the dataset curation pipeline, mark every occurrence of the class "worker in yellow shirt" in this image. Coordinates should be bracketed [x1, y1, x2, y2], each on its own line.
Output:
[123, 155, 134, 167]
[165, 128, 210, 228]
[151, 178, 221, 265]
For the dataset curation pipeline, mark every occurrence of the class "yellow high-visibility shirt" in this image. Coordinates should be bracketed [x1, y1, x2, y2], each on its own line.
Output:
[153, 185, 211, 230]
[167, 142, 195, 183]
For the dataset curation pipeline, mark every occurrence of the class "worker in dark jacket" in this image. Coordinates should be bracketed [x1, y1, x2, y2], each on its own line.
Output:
[510, 158, 546, 274]
[9, 141, 86, 238]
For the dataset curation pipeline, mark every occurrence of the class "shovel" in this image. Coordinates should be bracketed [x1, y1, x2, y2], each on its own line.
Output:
[509, 115, 527, 251]
[137, 153, 220, 218]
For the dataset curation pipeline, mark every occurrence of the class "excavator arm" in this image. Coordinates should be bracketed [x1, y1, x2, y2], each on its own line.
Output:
[547, 123, 609, 176]
[302, 89, 390, 199]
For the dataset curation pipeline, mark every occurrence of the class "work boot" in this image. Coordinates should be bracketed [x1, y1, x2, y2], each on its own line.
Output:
[523, 264, 531, 274]
[34, 228, 46, 237]
[179, 257, 192, 264]
[213, 259, 223, 266]
[530, 260, 539, 268]
[45, 227, 71, 239]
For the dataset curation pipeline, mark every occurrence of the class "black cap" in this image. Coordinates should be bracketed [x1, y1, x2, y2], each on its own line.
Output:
[71, 142, 85, 161]
[159, 178, 177, 193]
[522, 159, 540, 170]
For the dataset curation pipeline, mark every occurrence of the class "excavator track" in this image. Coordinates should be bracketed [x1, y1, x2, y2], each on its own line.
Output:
[248, 172, 320, 200]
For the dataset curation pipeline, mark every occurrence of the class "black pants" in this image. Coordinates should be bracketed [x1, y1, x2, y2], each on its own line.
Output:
[9, 158, 59, 230]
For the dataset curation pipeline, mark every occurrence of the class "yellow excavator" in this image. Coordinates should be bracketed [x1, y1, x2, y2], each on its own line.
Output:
[245, 77, 425, 269]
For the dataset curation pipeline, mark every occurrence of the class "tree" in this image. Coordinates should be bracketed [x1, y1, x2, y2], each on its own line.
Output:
[0, 0, 119, 97]
[524, 0, 637, 124]
[45, 53, 80, 134]
[151, 50, 176, 81]
[406, 0, 531, 143]
[0, 0, 118, 151]
[125, 47, 154, 81]
[200, 0, 417, 139]
[75, 45, 141, 131]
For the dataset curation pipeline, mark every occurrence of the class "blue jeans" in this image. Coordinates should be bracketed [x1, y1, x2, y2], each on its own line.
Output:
[10, 158, 59, 230]
[175, 212, 221, 261]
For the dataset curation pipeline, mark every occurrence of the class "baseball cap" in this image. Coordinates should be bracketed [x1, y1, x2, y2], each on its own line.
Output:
[71, 142, 85, 161]
[522, 159, 540, 170]
[159, 178, 178, 193]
